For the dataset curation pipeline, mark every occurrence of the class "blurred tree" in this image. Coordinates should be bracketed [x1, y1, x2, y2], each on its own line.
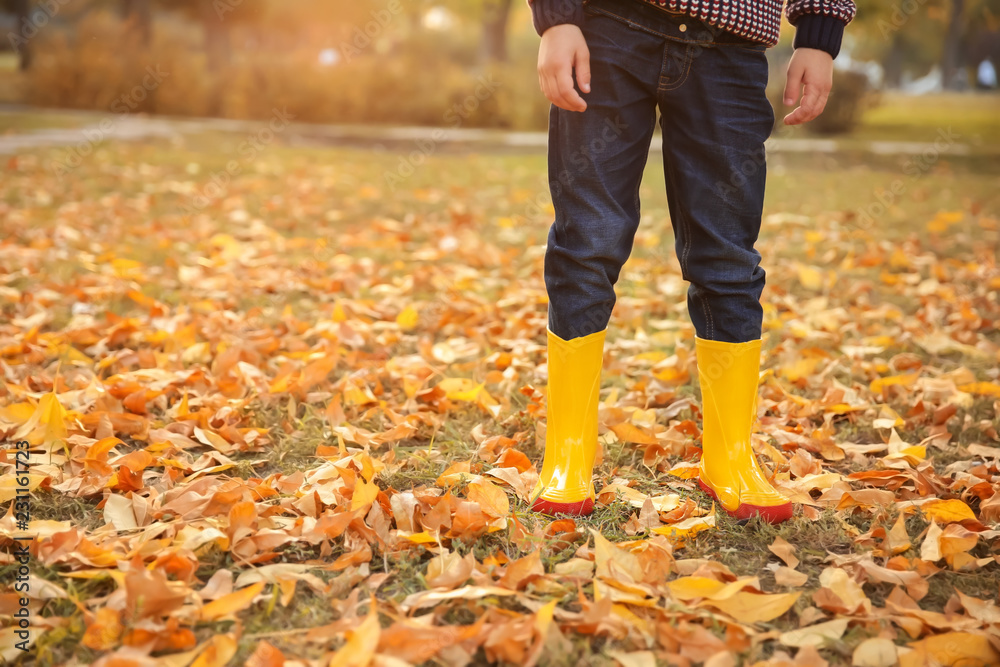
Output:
[121, 0, 152, 43]
[482, 0, 513, 62]
[156, 0, 265, 69]
[8, 0, 32, 69]
[941, 0, 965, 88]
[427, 0, 514, 62]
[851, 0, 1000, 88]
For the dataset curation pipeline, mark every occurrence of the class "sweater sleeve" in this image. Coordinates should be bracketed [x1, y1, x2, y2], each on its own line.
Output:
[526, 0, 584, 36]
[786, 0, 857, 59]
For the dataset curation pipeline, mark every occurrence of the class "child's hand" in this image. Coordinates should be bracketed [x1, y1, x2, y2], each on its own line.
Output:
[538, 24, 591, 113]
[782, 48, 834, 126]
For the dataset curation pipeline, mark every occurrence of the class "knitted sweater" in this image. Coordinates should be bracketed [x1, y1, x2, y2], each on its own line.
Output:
[528, 0, 857, 58]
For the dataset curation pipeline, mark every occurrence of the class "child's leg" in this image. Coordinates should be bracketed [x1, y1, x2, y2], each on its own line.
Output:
[532, 8, 662, 515]
[658, 35, 793, 523]
[658, 42, 773, 344]
[543, 13, 663, 342]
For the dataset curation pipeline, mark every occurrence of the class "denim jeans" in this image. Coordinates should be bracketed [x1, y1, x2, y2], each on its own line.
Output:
[544, 0, 774, 343]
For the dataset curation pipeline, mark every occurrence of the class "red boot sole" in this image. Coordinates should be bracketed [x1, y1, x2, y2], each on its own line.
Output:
[531, 496, 594, 516]
[698, 478, 793, 524]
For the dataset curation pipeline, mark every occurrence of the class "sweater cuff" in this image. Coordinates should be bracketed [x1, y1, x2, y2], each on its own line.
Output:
[792, 14, 846, 59]
[528, 0, 584, 36]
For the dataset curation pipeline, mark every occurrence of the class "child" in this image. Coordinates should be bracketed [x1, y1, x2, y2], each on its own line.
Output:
[527, 0, 856, 523]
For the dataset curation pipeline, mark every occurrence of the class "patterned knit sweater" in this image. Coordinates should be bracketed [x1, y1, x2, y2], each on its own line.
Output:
[528, 0, 857, 58]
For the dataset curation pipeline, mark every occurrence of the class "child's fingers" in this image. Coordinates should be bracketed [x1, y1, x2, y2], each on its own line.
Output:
[575, 48, 591, 94]
[783, 61, 803, 107]
[784, 83, 829, 125]
[543, 72, 570, 111]
[557, 71, 587, 111]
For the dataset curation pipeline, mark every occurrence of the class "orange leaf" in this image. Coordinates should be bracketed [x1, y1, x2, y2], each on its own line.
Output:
[199, 582, 265, 621]
[246, 640, 285, 667]
[466, 478, 510, 518]
[610, 422, 659, 445]
[499, 550, 544, 590]
[81, 607, 122, 650]
[299, 355, 337, 392]
[191, 634, 238, 667]
[329, 605, 380, 667]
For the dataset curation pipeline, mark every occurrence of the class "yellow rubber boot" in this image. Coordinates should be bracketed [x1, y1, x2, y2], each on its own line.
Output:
[695, 337, 793, 524]
[530, 327, 606, 516]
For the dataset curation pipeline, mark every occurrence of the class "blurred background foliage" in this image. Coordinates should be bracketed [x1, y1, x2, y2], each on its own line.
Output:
[0, 0, 998, 134]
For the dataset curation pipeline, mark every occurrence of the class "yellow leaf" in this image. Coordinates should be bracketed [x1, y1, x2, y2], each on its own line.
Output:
[957, 381, 1000, 397]
[332, 301, 348, 322]
[39, 391, 67, 445]
[437, 378, 486, 403]
[651, 514, 715, 543]
[919, 498, 976, 524]
[0, 402, 35, 425]
[351, 478, 380, 511]
[190, 634, 238, 667]
[534, 598, 558, 636]
[111, 257, 144, 277]
[870, 372, 919, 394]
[667, 578, 726, 604]
[886, 512, 912, 555]
[396, 305, 419, 331]
[592, 529, 644, 584]
[779, 357, 822, 383]
[797, 264, 823, 290]
[193, 427, 234, 454]
[200, 582, 264, 621]
[342, 381, 377, 406]
[436, 461, 473, 487]
[0, 474, 46, 504]
[939, 524, 978, 558]
[899, 632, 1000, 667]
[703, 590, 801, 624]
[926, 210, 963, 233]
[329, 605, 380, 667]
[819, 567, 870, 613]
[609, 422, 658, 445]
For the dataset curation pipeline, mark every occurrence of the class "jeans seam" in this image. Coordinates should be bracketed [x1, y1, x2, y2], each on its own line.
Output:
[658, 43, 694, 92]
[586, 5, 698, 45]
[702, 292, 715, 338]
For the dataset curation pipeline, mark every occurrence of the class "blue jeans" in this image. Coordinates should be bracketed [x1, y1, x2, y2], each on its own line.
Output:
[544, 0, 774, 343]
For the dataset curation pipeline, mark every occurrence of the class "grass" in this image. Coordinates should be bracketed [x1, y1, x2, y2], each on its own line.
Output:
[850, 92, 1000, 146]
[2, 109, 998, 665]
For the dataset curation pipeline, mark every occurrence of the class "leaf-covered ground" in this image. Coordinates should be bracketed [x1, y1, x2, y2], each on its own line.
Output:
[1, 120, 999, 666]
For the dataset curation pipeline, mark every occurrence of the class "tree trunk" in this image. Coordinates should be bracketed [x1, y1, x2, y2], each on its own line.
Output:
[202, 3, 232, 71]
[482, 0, 512, 63]
[13, 0, 32, 71]
[941, 0, 965, 90]
[122, 0, 153, 45]
[882, 33, 904, 89]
